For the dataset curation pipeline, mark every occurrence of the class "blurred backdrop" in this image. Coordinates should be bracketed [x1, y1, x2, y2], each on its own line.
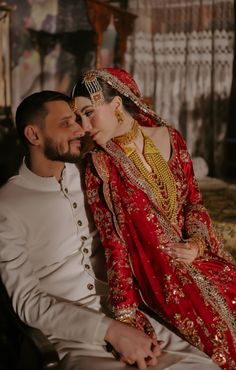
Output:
[0, 0, 235, 184]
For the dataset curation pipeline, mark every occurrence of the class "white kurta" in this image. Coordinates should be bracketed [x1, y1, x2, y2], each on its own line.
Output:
[0, 161, 111, 357]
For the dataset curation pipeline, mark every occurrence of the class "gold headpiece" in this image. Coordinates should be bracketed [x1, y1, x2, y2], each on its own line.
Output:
[82, 72, 105, 107]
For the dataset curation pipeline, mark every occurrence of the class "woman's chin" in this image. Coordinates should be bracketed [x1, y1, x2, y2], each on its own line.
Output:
[94, 138, 107, 146]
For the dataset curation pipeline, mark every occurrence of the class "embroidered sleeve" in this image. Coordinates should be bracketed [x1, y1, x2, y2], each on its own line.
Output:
[85, 161, 139, 320]
[175, 129, 231, 260]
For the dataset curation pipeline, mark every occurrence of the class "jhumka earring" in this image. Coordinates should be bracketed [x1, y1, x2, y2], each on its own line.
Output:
[115, 107, 124, 125]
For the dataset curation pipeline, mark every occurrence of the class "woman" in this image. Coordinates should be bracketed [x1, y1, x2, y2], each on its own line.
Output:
[71, 68, 236, 369]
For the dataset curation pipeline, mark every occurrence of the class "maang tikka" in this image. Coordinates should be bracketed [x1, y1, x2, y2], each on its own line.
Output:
[83, 72, 105, 107]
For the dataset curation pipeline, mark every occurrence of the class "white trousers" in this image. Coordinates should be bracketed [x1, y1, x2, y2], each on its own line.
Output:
[57, 316, 220, 370]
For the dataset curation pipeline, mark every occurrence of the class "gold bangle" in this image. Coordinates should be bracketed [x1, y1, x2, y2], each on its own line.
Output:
[116, 315, 136, 327]
[190, 235, 206, 257]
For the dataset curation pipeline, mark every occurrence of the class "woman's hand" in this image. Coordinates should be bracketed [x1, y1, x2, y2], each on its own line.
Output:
[105, 319, 162, 370]
[163, 240, 199, 263]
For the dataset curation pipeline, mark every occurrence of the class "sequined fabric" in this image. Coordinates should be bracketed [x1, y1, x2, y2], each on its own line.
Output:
[85, 127, 236, 369]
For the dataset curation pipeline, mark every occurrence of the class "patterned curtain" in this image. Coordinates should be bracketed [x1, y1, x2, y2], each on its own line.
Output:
[8, 0, 94, 114]
[125, 0, 234, 176]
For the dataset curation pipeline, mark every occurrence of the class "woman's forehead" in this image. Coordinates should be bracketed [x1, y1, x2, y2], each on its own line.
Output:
[73, 96, 92, 112]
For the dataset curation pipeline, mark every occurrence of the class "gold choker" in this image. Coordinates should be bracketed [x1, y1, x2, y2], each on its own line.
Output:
[113, 120, 140, 146]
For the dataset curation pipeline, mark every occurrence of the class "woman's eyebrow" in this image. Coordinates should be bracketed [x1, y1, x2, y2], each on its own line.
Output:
[81, 105, 93, 113]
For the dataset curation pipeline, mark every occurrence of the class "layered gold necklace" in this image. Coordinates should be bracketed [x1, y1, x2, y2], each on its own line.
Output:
[113, 120, 177, 222]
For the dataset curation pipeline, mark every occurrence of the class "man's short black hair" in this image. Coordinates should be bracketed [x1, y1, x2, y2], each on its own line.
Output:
[15, 90, 71, 146]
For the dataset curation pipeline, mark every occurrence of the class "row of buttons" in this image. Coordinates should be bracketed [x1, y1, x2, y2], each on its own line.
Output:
[81, 235, 88, 255]
[62, 190, 83, 227]
[71, 201, 82, 227]
[63, 188, 76, 210]
[81, 234, 92, 289]
[66, 194, 92, 290]
[63, 184, 93, 291]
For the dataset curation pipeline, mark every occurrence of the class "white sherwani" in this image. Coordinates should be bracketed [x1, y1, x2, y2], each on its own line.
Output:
[0, 162, 220, 370]
[0, 162, 111, 356]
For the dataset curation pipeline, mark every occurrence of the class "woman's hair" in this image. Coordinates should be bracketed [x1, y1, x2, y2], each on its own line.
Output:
[72, 75, 139, 118]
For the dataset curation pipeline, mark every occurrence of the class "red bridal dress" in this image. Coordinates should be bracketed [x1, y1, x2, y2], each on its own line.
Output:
[85, 126, 236, 369]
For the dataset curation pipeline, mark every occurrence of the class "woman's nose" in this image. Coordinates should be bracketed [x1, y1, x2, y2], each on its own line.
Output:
[73, 122, 85, 137]
[81, 119, 92, 132]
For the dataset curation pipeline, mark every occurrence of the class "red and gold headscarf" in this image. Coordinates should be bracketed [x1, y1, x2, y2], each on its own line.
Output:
[71, 67, 167, 128]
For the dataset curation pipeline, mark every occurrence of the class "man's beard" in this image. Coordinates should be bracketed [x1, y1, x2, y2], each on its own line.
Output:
[43, 137, 82, 163]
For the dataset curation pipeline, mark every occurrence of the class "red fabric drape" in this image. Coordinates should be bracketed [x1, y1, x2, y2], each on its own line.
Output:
[86, 127, 236, 369]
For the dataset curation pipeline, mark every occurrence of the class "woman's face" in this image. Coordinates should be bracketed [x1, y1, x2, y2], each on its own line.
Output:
[74, 96, 120, 146]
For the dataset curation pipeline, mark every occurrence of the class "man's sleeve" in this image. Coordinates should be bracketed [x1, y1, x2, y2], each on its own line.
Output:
[0, 203, 112, 345]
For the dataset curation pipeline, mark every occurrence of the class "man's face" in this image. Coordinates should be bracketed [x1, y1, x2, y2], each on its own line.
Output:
[40, 100, 85, 163]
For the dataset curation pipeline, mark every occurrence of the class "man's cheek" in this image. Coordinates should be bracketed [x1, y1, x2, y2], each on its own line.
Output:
[58, 141, 69, 154]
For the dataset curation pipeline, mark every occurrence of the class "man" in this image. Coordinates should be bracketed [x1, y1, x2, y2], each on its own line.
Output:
[0, 91, 219, 370]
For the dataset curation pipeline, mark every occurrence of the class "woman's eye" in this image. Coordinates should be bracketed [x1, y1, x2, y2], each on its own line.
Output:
[85, 110, 93, 117]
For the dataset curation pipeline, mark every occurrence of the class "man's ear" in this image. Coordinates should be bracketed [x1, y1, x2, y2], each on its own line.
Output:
[24, 125, 41, 146]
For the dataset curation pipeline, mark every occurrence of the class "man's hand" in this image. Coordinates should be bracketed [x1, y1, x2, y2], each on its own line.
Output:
[164, 241, 198, 263]
[105, 319, 161, 370]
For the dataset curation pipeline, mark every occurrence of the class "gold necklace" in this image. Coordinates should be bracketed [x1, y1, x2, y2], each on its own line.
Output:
[113, 120, 140, 146]
[122, 133, 177, 223]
